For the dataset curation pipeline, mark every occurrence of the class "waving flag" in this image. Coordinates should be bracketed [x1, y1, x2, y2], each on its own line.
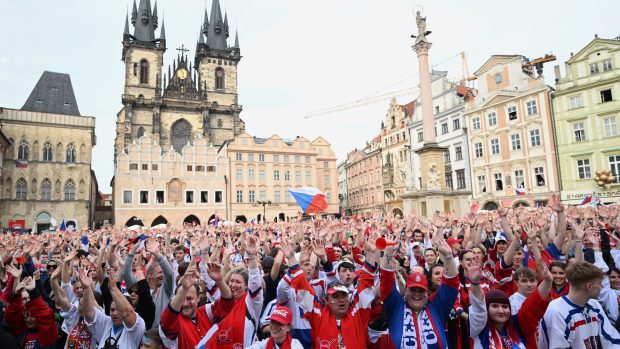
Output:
[515, 187, 526, 196]
[59, 219, 67, 232]
[579, 194, 592, 206]
[288, 187, 328, 214]
[81, 235, 89, 251]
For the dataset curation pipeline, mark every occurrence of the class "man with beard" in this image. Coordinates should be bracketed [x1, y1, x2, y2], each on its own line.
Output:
[379, 237, 458, 349]
[159, 261, 233, 349]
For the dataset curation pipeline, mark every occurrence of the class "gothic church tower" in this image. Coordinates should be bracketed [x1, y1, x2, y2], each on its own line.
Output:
[114, 0, 244, 160]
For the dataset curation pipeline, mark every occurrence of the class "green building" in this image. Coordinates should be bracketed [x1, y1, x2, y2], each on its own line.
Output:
[552, 35, 620, 204]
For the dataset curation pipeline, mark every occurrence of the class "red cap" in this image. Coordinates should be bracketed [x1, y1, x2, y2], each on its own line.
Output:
[326, 283, 350, 295]
[447, 237, 463, 247]
[405, 272, 428, 291]
[267, 305, 293, 325]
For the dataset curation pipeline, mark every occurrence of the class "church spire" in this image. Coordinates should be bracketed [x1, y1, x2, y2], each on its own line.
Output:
[206, 0, 227, 50]
[198, 25, 205, 44]
[159, 17, 166, 39]
[234, 30, 239, 48]
[152, 1, 159, 29]
[131, 0, 138, 25]
[223, 12, 229, 39]
[124, 13, 130, 36]
[203, 8, 209, 35]
[133, 0, 156, 42]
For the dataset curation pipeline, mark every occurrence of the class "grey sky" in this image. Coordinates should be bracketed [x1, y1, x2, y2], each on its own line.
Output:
[1, 1, 618, 192]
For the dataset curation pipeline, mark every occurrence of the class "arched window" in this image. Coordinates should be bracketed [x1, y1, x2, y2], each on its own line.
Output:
[16, 178, 27, 200]
[170, 119, 192, 154]
[140, 60, 149, 84]
[137, 127, 146, 138]
[66, 143, 76, 163]
[64, 179, 76, 201]
[18, 139, 29, 161]
[43, 142, 53, 161]
[217, 118, 223, 128]
[215, 67, 225, 90]
[40, 178, 52, 200]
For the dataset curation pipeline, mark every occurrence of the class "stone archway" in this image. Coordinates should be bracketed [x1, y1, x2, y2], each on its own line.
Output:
[483, 201, 499, 211]
[151, 215, 168, 227]
[278, 213, 286, 222]
[235, 215, 247, 223]
[512, 200, 530, 208]
[125, 216, 144, 227]
[183, 215, 200, 226]
[35, 211, 52, 232]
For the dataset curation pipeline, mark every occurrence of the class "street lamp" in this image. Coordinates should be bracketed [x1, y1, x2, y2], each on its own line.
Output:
[253, 200, 271, 223]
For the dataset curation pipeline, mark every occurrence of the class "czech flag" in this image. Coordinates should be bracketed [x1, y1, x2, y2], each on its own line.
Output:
[515, 187, 526, 196]
[15, 160, 28, 168]
[579, 194, 592, 206]
[288, 187, 328, 214]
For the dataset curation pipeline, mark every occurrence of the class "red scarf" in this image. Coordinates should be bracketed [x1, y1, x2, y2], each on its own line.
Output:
[266, 334, 292, 349]
[66, 320, 91, 349]
[207, 292, 248, 349]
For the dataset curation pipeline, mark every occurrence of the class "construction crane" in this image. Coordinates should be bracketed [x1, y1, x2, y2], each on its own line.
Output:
[460, 51, 477, 84]
[522, 53, 556, 76]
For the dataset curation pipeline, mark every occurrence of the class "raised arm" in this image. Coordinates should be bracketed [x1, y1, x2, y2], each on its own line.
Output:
[550, 197, 567, 249]
[434, 236, 457, 277]
[50, 268, 72, 312]
[108, 268, 138, 328]
[502, 233, 521, 267]
[78, 268, 96, 323]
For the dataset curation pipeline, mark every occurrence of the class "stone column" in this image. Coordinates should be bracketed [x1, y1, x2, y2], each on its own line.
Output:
[414, 41, 435, 145]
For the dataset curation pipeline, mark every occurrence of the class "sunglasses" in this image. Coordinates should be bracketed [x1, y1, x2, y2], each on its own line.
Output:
[47, 264, 58, 270]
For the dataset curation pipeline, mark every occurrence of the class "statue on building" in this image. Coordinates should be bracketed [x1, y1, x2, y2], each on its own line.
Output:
[412, 11, 432, 44]
[427, 162, 441, 190]
[398, 162, 409, 183]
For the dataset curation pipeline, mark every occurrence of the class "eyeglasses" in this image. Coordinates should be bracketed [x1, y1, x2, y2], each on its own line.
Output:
[46, 264, 58, 270]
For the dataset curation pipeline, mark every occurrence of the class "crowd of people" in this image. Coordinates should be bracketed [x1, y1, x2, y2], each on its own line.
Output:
[1, 195, 619, 349]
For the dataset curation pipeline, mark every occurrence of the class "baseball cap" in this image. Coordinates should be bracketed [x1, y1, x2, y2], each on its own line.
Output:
[267, 305, 293, 325]
[412, 241, 424, 249]
[405, 272, 428, 291]
[447, 237, 463, 247]
[326, 280, 350, 295]
[495, 232, 508, 243]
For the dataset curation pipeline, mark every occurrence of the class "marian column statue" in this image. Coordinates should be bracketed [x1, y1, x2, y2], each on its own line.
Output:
[413, 11, 432, 44]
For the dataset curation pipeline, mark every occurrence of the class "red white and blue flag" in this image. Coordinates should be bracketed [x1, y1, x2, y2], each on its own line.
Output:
[579, 194, 592, 206]
[15, 160, 28, 168]
[515, 187, 526, 196]
[288, 187, 328, 214]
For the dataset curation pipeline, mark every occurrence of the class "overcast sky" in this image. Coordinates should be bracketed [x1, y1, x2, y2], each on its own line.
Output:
[1, 0, 618, 192]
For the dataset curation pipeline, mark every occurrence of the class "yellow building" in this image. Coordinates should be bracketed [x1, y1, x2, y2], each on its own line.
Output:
[224, 133, 338, 222]
[112, 134, 228, 226]
[0, 71, 97, 231]
[465, 55, 559, 209]
[553, 36, 620, 204]
[345, 135, 384, 215]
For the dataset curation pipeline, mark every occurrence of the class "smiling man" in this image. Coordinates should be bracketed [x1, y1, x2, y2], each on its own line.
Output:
[379, 237, 458, 349]
[246, 305, 303, 349]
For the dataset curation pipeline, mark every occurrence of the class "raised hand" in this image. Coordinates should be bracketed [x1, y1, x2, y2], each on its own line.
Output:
[548, 195, 564, 213]
[78, 268, 93, 289]
[51, 266, 62, 281]
[22, 276, 35, 291]
[312, 239, 326, 260]
[5, 264, 22, 279]
[432, 237, 452, 256]
[179, 266, 197, 289]
[146, 239, 160, 255]
[206, 262, 224, 282]
[244, 235, 258, 256]
[64, 250, 78, 264]
[538, 260, 553, 283]
[467, 261, 483, 284]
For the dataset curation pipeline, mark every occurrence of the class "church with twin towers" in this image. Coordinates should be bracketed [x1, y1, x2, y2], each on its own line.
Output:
[112, 0, 245, 226]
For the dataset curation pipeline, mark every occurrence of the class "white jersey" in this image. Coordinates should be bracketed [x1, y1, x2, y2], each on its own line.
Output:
[538, 296, 620, 349]
[508, 292, 526, 316]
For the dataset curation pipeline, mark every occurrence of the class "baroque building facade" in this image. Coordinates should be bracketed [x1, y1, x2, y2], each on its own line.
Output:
[552, 35, 620, 205]
[112, 0, 244, 224]
[380, 98, 414, 216]
[0, 72, 97, 231]
[345, 135, 384, 215]
[224, 133, 338, 222]
[465, 55, 559, 210]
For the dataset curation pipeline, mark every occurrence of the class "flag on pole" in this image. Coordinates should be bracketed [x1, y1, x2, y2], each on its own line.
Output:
[288, 187, 328, 214]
